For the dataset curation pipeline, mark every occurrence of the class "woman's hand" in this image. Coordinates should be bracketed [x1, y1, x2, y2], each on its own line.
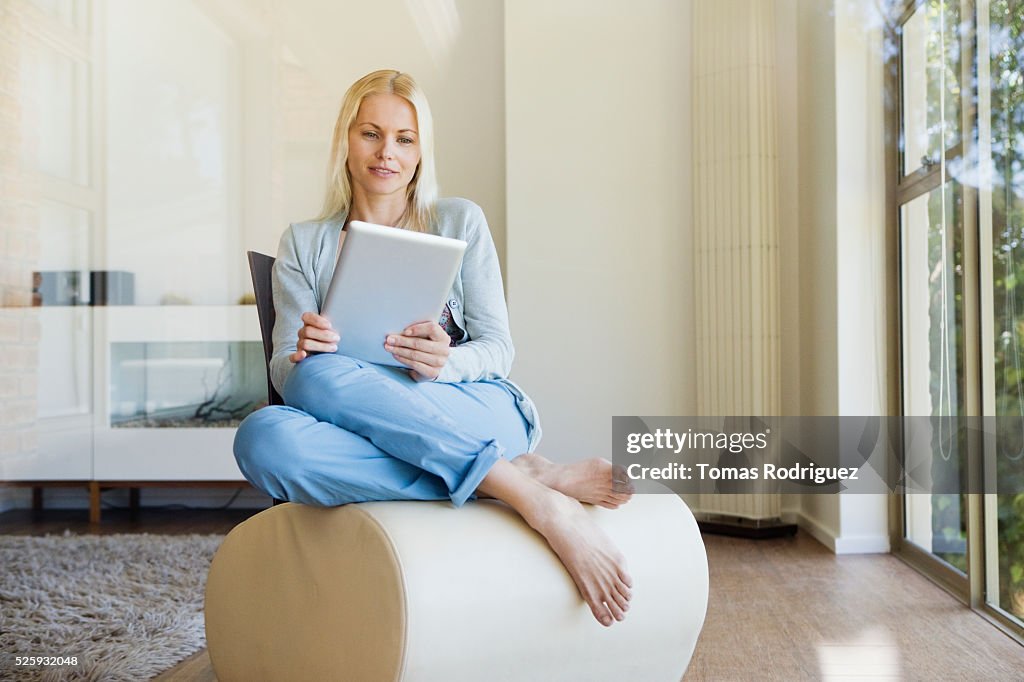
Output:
[385, 321, 451, 381]
[290, 311, 340, 363]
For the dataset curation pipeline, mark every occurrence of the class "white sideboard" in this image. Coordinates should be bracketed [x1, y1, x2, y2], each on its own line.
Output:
[5, 305, 263, 521]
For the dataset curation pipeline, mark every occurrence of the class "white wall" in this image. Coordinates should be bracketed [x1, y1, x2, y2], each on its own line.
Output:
[790, 0, 842, 546]
[777, 0, 802, 418]
[105, 0, 240, 306]
[796, 0, 839, 418]
[834, 1, 888, 420]
[505, 0, 695, 461]
[776, 0, 804, 534]
[783, 0, 890, 553]
[833, 0, 890, 554]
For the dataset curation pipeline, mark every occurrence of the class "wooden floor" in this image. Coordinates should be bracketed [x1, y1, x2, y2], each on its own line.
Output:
[0, 507, 261, 536]
[3, 507, 1023, 680]
[685, 531, 1024, 680]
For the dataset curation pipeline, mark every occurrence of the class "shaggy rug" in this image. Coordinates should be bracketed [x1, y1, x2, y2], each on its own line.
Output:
[0, 532, 223, 682]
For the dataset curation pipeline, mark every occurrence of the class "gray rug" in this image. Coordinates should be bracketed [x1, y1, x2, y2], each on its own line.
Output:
[0, 532, 223, 682]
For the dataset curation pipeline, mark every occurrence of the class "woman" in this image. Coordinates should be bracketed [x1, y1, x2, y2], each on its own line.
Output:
[234, 70, 632, 627]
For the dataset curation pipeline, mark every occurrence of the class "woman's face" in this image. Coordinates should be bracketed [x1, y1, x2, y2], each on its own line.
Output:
[347, 93, 422, 205]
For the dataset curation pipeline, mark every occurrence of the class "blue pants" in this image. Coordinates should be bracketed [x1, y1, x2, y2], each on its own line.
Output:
[234, 353, 531, 507]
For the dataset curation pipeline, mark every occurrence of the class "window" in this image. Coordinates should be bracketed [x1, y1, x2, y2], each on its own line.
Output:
[889, 0, 1024, 643]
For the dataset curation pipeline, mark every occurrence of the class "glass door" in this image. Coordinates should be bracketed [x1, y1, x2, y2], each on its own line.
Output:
[979, 0, 1024, 628]
[897, 0, 971, 591]
[892, 0, 1024, 640]
[1, 0, 98, 481]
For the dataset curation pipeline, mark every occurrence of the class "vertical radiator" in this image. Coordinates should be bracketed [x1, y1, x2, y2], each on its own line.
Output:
[692, 0, 786, 527]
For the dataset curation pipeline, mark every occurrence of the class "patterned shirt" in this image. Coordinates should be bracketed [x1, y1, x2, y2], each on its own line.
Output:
[438, 303, 466, 346]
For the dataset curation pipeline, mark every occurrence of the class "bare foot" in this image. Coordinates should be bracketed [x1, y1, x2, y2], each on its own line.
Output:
[513, 453, 633, 509]
[522, 487, 633, 626]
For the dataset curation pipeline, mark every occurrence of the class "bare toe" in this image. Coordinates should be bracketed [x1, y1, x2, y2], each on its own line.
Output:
[613, 580, 631, 610]
[607, 575, 630, 615]
[609, 492, 633, 506]
[525, 491, 633, 626]
[606, 594, 626, 622]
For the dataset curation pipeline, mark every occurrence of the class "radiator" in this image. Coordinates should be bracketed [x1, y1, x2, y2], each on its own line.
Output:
[692, 0, 782, 522]
[699, 493, 781, 522]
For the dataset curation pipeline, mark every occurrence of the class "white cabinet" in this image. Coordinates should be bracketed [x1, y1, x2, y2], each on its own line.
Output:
[94, 305, 261, 481]
[11, 305, 261, 483]
[18, 307, 94, 481]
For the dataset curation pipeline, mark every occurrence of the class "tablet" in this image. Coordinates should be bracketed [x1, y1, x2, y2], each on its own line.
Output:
[321, 220, 467, 366]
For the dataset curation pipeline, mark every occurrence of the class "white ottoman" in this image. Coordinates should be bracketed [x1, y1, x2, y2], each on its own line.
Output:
[204, 495, 708, 681]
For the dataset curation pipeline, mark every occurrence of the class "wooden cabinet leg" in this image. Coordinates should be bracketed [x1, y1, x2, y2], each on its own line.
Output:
[32, 487, 43, 512]
[129, 487, 140, 517]
[89, 482, 101, 524]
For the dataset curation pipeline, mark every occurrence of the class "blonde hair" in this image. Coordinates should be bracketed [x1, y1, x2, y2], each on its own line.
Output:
[317, 70, 437, 232]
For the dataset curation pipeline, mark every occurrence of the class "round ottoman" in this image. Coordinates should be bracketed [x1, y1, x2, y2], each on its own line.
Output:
[204, 494, 708, 681]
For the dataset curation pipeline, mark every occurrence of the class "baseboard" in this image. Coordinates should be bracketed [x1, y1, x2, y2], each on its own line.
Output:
[781, 509, 837, 552]
[780, 509, 890, 554]
[833, 533, 890, 554]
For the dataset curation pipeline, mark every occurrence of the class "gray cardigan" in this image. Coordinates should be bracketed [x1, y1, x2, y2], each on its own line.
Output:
[270, 197, 541, 451]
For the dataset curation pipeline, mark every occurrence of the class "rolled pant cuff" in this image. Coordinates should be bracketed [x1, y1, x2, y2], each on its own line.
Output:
[449, 440, 503, 507]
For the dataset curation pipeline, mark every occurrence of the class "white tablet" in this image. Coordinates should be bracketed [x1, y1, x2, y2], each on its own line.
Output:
[321, 220, 467, 366]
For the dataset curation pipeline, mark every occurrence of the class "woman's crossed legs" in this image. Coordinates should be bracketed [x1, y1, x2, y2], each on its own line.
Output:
[234, 353, 633, 626]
